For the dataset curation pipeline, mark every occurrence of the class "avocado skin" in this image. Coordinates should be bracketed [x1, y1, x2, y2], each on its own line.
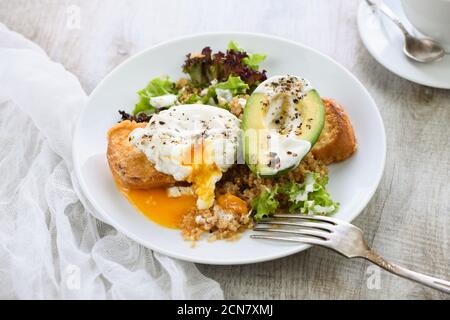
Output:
[298, 90, 326, 146]
[242, 89, 325, 177]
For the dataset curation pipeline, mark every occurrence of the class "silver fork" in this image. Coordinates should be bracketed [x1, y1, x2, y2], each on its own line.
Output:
[252, 214, 450, 294]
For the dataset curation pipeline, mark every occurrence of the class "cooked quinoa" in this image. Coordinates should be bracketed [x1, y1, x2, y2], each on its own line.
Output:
[181, 205, 254, 241]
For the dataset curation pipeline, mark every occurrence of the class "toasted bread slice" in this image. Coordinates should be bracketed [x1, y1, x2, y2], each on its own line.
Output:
[107, 120, 176, 189]
[311, 99, 357, 165]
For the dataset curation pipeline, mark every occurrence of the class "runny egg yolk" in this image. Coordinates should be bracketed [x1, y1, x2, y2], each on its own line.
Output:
[115, 180, 196, 229]
[183, 141, 223, 210]
[115, 141, 227, 229]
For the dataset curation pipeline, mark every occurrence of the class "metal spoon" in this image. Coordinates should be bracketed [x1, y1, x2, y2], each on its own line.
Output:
[365, 0, 445, 63]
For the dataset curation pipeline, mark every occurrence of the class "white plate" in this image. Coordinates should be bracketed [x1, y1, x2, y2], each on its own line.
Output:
[73, 32, 386, 265]
[358, 0, 450, 89]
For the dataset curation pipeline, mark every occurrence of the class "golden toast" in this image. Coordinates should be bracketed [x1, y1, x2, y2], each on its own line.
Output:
[107, 120, 176, 189]
[312, 99, 357, 165]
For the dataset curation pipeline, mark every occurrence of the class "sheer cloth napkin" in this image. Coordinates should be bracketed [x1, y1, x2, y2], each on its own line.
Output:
[0, 23, 223, 300]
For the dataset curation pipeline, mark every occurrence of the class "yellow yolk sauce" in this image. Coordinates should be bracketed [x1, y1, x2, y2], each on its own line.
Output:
[183, 141, 222, 210]
[116, 181, 196, 229]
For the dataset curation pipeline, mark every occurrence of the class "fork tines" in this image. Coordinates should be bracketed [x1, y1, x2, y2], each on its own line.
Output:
[251, 214, 335, 244]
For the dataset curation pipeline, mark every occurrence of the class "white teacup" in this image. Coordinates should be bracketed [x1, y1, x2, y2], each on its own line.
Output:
[401, 0, 450, 51]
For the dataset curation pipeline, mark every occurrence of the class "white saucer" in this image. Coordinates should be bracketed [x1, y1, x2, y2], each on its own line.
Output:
[358, 0, 450, 89]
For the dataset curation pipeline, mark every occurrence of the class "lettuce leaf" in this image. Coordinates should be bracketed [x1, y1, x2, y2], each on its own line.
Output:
[252, 186, 280, 221]
[182, 45, 267, 89]
[251, 173, 339, 221]
[184, 93, 202, 104]
[227, 41, 267, 70]
[282, 173, 339, 215]
[244, 53, 267, 71]
[215, 75, 249, 95]
[227, 40, 243, 52]
[133, 97, 156, 116]
[133, 77, 177, 115]
[201, 75, 249, 105]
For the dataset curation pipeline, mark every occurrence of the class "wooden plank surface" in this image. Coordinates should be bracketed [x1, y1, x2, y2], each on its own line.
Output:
[0, 0, 448, 299]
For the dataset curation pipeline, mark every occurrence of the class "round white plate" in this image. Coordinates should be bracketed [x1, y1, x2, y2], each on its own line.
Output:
[358, 0, 450, 89]
[73, 32, 386, 265]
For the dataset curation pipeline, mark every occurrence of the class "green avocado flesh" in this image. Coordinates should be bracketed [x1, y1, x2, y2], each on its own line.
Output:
[242, 89, 325, 177]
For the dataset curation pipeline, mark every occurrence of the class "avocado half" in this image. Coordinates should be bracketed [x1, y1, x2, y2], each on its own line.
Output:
[242, 89, 325, 177]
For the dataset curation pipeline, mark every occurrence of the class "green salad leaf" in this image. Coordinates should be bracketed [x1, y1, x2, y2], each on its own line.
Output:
[252, 186, 280, 221]
[215, 75, 249, 95]
[133, 77, 177, 115]
[283, 173, 339, 215]
[227, 40, 244, 52]
[133, 97, 156, 116]
[185, 93, 202, 104]
[183, 44, 267, 88]
[201, 75, 249, 105]
[227, 41, 267, 71]
[244, 53, 267, 71]
[252, 173, 339, 221]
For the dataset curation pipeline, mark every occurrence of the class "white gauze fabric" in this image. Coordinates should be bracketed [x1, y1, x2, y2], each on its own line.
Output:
[0, 23, 223, 300]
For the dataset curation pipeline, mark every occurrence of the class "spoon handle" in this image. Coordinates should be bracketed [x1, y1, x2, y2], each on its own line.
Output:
[365, 0, 410, 37]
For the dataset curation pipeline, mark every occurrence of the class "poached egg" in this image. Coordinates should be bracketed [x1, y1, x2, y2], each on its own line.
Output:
[129, 104, 241, 209]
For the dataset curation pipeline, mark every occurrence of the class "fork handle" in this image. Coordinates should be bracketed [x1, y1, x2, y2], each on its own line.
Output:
[364, 250, 450, 294]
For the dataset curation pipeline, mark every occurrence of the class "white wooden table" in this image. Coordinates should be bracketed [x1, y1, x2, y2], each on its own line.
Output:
[1, 0, 448, 300]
